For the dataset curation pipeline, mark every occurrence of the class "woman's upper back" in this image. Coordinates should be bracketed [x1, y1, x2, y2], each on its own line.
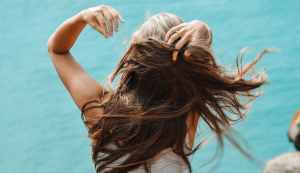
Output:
[95, 121, 191, 173]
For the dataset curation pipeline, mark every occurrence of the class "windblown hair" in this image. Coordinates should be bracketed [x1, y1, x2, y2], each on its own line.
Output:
[81, 13, 275, 173]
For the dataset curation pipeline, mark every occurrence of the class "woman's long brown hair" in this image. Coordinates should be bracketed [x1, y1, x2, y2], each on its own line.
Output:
[81, 13, 276, 173]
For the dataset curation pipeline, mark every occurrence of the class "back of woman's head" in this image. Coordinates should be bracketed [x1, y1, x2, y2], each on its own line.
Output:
[133, 12, 212, 47]
[82, 12, 275, 173]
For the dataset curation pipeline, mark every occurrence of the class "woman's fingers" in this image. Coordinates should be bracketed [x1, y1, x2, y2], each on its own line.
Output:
[99, 6, 124, 36]
[88, 5, 125, 38]
[167, 31, 181, 61]
[165, 25, 183, 42]
[172, 49, 192, 61]
[117, 12, 125, 23]
[108, 8, 119, 32]
[91, 18, 104, 35]
[174, 32, 191, 50]
[184, 50, 192, 57]
[110, 7, 125, 23]
[102, 7, 113, 37]
[167, 28, 187, 44]
[167, 32, 180, 44]
[108, 8, 124, 32]
[95, 12, 109, 38]
[172, 51, 179, 61]
[166, 20, 213, 60]
[172, 33, 191, 61]
[166, 28, 191, 61]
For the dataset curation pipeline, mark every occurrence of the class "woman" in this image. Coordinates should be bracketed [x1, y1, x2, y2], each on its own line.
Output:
[47, 5, 274, 173]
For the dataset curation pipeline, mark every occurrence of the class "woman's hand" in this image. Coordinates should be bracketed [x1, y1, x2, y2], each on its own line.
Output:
[165, 20, 211, 61]
[81, 5, 125, 38]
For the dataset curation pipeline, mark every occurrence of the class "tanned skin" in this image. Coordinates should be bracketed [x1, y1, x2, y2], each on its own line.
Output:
[47, 5, 206, 149]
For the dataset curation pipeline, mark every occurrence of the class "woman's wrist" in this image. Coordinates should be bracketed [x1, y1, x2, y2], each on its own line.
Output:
[47, 11, 88, 53]
[77, 9, 88, 24]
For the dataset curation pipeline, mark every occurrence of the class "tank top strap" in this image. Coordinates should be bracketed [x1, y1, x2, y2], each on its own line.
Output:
[81, 91, 108, 122]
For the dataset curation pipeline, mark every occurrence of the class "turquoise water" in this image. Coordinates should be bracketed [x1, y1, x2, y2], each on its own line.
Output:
[1, 0, 299, 172]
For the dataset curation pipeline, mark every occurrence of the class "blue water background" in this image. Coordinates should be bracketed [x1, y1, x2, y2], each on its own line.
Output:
[1, 0, 299, 172]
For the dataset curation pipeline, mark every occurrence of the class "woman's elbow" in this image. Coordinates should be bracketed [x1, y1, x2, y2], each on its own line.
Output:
[47, 35, 54, 53]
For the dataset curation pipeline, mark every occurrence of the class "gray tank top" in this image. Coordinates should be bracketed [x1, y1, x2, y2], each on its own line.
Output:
[95, 122, 191, 173]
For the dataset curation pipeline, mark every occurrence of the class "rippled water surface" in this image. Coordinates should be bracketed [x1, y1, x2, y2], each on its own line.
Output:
[1, 0, 299, 172]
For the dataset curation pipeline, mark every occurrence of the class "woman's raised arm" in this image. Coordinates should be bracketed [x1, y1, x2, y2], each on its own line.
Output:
[47, 5, 124, 111]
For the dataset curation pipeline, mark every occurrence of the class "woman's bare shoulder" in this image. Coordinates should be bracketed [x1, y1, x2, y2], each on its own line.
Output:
[81, 91, 109, 129]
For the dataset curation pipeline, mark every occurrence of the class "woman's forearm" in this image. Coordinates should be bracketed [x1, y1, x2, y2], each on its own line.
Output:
[47, 11, 87, 54]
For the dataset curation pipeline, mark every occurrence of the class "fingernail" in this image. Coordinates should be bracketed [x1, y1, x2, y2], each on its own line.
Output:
[184, 51, 188, 57]
[105, 33, 109, 38]
[110, 32, 113, 37]
[172, 56, 177, 61]
[186, 51, 192, 57]
[172, 52, 178, 61]
[116, 27, 119, 32]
